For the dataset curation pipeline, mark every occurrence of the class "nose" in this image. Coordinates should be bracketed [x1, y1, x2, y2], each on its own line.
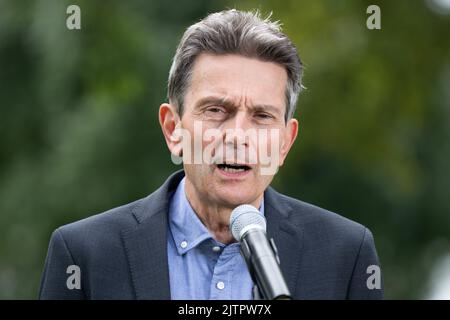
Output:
[222, 110, 251, 147]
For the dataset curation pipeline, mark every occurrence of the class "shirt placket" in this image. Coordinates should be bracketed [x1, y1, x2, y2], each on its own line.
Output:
[209, 245, 238, 299]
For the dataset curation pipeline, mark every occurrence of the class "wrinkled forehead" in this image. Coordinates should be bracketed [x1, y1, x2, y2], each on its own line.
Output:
[185, 53, 287, 111]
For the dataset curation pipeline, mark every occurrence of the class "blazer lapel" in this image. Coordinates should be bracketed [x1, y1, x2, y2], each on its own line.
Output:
[121, 170, 185, 300]
[264, 187, 304, 296]
[121, 210, 170, 299]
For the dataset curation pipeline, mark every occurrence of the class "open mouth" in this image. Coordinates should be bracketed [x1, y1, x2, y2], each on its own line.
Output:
[216, 163, 251, 173]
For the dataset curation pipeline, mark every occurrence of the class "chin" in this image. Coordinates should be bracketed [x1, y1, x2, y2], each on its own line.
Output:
[215, 189, 258, 208]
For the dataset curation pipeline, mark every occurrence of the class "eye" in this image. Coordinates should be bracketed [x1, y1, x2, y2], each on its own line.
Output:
[204, 106, 227, 118]
[206, 106, 225, 113]
[255, 112, 273, 120]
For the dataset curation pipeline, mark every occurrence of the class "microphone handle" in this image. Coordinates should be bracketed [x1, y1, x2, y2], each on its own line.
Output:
[240, 229, 292, 300]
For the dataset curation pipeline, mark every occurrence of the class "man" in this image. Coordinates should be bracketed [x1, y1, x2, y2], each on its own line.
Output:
[39, 9, 383, 299]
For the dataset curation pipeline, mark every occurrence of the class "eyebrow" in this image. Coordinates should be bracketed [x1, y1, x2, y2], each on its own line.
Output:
[194, 95, 282, 116]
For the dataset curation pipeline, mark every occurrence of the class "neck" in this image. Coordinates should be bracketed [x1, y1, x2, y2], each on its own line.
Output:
[184, 179, 263, 244]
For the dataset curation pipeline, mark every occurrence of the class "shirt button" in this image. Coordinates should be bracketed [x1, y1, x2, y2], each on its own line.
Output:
[212, 246, 221, 252]
[180, 241, 188, 249]
[216, 281, 225, 290]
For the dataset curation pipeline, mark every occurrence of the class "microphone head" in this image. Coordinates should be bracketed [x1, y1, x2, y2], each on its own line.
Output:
[230, 204, 266, 241]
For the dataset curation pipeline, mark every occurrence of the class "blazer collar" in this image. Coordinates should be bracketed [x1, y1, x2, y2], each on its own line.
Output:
[121, 170, 303, 299]
[121, 170, 183, 300]
[264, 186, 304, 296]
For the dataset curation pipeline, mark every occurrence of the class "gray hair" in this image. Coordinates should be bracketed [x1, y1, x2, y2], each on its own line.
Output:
[167, 9, 303, 121]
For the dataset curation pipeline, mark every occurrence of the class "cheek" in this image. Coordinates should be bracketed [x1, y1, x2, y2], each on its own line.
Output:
[253, 171, 275, 193]
[180, 120, 211, 164]
[184, 164, 209, 189]
[257, 129, 283, 159]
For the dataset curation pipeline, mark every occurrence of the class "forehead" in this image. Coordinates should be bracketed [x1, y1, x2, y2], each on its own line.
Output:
[185, 53, 287, 109]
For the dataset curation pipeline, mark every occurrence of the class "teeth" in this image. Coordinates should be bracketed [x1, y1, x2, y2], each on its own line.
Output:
[222, 166, 245, 173]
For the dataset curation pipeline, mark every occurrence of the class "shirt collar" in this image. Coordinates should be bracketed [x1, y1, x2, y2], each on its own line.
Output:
[169, 177, 265, 255]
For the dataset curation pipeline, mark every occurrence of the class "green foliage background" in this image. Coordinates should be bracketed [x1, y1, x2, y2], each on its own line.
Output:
[0, 0, 449, 299]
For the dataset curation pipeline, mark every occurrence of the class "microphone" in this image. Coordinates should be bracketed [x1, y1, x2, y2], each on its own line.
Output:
[230, 204, 292, 300]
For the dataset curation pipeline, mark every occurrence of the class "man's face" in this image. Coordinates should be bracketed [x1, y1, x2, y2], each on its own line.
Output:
[165, 53, 298, 208]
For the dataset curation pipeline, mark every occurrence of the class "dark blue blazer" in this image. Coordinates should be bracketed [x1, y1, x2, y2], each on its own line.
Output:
[39, 170, 383, 299]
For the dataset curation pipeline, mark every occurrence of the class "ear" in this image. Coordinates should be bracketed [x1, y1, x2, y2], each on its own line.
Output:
[159, 103, 182, 157]
[278, 118, 299, 166]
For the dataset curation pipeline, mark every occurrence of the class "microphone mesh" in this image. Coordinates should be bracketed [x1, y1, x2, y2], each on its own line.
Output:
[230, 204, 267, 241]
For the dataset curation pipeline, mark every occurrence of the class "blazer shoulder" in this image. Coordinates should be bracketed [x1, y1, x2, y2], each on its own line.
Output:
[272, 190, 369, 244]
[55, 197, 146, 245]
[51, 170, 181, 251]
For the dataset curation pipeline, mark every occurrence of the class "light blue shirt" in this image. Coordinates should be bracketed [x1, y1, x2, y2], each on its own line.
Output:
[167, 178, 264, 300]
